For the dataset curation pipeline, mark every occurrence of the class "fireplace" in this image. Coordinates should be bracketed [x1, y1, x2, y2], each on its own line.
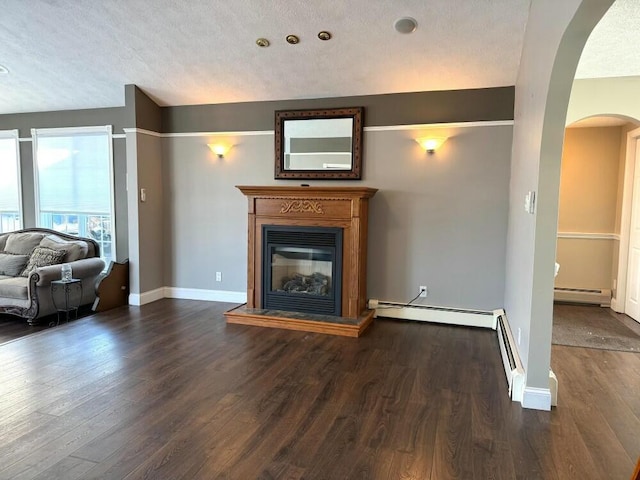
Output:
[226, 185, 378, 337]
[263, 225, 342, 316]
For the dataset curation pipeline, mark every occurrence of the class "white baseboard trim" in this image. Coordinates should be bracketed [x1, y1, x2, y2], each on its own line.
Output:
[549, 370, 558, 407]
[129, 287, 246, 306]
[129, 287, 165, 306]
[522, 387, 552, 411]
[164, 287, 246, 303]
[610, 296, 624, 313]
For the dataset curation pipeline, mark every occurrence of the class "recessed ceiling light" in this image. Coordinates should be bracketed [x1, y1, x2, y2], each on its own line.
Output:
[0, 64, 8, 75]
[394, 17, 417, 34]
[318, 31, 332, 41]
[286, 35, 300, 45]
[256, 38, 270, 47]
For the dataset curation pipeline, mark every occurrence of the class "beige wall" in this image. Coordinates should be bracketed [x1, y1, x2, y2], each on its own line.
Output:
[558, 127, 621, 233]
[611, 123, 639, 295]
[555, 126, 622, 291]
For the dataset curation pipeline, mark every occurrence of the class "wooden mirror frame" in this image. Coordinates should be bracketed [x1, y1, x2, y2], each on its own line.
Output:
[274, 107, 364, 180]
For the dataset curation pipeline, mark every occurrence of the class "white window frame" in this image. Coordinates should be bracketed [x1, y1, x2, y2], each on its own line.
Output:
[31, 125, 116, 261]
[0, 129, 23, 231]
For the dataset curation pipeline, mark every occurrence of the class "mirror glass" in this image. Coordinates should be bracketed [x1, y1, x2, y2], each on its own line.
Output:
[275, 107, 363, 179]
[284, 118, 353, 171]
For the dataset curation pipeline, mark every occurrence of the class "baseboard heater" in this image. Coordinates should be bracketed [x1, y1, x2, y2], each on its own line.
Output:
[369, 301, 558, 406]
[494, 309, 557, 407]
[554, 287, 611, 307]
[368, 299, 496, 329]
[494, 309, 526, 402]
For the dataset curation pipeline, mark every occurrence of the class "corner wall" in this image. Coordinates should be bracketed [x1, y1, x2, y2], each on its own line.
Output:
[124, 85, 165, 301]
[504, 0, 614, 410]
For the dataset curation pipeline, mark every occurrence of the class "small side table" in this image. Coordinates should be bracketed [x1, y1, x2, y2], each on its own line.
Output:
[50, 279, 83, 326]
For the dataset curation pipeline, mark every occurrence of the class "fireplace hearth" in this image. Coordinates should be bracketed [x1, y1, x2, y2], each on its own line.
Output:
[225, 185, 378, 337]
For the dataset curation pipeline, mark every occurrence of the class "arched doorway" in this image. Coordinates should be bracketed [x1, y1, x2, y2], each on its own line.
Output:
[503, 0, 616, 410]
[555, 115, 640, 314]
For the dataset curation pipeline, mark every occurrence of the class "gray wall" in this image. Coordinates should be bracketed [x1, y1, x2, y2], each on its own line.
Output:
[0, 107, 129, 261]
[366, 127, 511, 309]
[504, 0, 613, 390]
[127, 132, 164, 294]
[125, 84, 162, 133]
[162, 87, 514, 133]
[162, 123, 512, 311]
[162, 134, 272, 292]
[0, 107, 127, 136]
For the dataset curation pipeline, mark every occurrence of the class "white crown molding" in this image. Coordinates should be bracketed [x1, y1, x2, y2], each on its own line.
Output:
[122, 127, 162, 137]
[364, 120, 514, 131]
[120, 119, 514, 139]
[167, 130, 274, 138]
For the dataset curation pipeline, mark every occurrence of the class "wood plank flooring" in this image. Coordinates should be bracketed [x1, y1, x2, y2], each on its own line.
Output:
[0, 299, 638, 479]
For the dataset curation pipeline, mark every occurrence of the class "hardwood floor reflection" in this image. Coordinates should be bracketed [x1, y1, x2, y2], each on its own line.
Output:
[0, 299, 637, 479]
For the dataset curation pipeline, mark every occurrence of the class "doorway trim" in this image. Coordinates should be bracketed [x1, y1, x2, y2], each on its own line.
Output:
[611, 126, 640, 312]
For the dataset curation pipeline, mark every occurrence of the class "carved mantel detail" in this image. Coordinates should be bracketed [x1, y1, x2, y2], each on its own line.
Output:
[280, 200, 324, 214]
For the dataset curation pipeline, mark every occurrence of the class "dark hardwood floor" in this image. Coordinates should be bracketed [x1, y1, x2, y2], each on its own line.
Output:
[0, 299, 638, 479]
[0, 316, 49, 344]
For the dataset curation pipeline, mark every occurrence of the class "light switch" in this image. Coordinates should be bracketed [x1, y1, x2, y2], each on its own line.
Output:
[140, 188, 147, 202]
[524, 191, 536, 214]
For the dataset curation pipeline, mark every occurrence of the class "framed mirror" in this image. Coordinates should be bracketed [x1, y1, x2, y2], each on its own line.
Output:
[274, 107, 363, 180]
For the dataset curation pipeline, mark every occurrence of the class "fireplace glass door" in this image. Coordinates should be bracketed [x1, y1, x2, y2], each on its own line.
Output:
[262, 225, 342, 315]
[270, 246, 333, 296]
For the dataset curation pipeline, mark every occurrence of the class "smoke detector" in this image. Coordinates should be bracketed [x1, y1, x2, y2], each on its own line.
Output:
[394, 17, 417, 34]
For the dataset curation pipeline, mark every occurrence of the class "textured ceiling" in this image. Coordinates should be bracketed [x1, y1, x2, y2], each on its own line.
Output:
[0, 0, 530, 114]
[575, 0, 640, 79]
[0, 1, 635, 116]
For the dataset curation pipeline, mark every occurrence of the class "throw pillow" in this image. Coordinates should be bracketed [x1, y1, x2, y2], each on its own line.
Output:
[20, 246, 67, 277]
[0, 253, 30, 276]
[4, 232, 46, 255]
[40, 235, 89, 262]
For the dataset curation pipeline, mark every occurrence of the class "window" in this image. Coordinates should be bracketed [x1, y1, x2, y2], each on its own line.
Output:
[32, 126, 115, 265]
[0, 130, 22, 233]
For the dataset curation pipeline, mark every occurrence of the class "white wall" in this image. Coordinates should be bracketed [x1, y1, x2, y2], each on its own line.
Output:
[567, 76, 640, 125]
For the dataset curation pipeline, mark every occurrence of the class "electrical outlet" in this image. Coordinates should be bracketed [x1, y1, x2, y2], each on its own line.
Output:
[216, 271, 222, 282]
[419, 286, 427, 298]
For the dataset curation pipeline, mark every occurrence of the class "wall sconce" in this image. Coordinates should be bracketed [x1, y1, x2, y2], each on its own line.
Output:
[208, 143, 231, 158]
[415, 137, 447, 154]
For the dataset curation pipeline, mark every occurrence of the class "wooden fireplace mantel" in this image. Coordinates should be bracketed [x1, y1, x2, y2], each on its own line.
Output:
[226, 185, 378, 336]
